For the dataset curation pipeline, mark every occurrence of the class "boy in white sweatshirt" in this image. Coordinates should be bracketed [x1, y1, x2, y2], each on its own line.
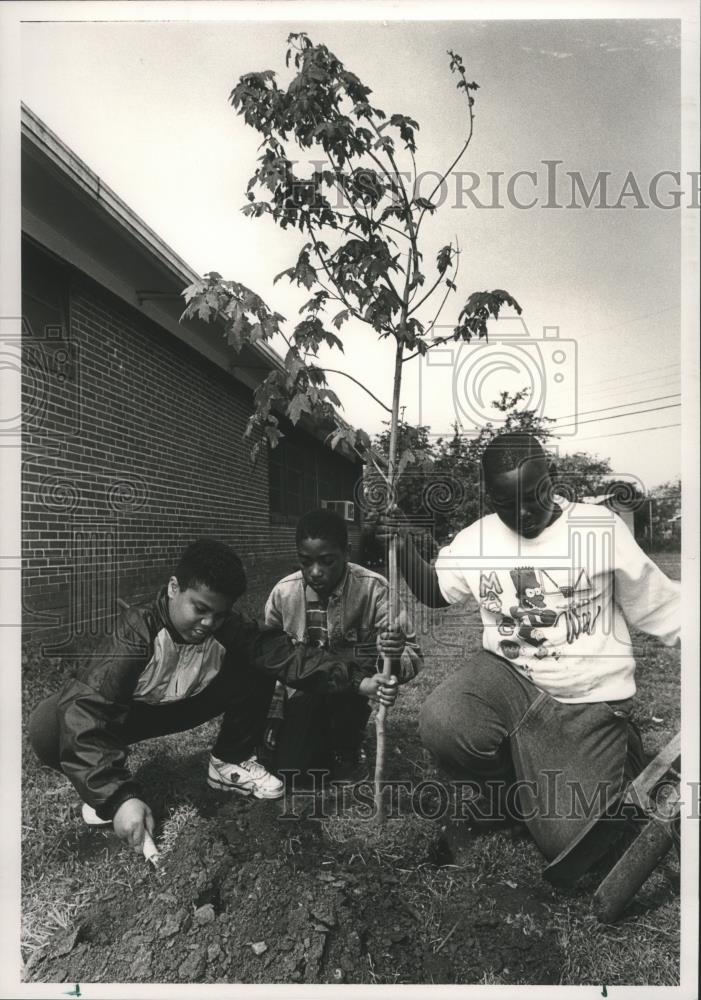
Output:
[377, 432, 680, 860]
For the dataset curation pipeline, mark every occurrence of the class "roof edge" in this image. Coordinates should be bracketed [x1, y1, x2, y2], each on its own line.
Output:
[21, 103, 361, 462]
[21, 102, 285, 375]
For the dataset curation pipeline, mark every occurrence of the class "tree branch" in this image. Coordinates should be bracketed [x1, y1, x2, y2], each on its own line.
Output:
[323, 369, 392, 413]
[402, 334, 452, 364]
[409, 146, 419, 202]
[226, 360, 391, 412]
[403, 236, 461, 361]
[407, 270, 447, 317]
[408, 236, 460, 317]
[368, 132, 421, 280]
[414, 77, 475, 240]
[366, 450, 391, 486]
[321, 151, 405, 311]
[306, 224, 366, 323]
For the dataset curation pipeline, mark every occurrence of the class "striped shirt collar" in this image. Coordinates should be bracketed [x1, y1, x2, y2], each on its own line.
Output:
[303, 564, 350, 605]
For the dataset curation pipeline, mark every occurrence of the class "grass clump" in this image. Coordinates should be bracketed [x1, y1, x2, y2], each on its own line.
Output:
[322, 809, 440, 867]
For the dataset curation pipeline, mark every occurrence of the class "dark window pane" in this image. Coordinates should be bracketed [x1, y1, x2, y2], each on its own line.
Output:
[267, 425, 358, 520]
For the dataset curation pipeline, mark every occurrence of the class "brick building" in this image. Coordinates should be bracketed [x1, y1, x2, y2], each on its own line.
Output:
[20, 105, 364, 650]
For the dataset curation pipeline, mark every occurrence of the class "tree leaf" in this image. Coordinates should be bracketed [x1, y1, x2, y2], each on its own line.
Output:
[332, 309, 350, 330]
[197, 297, 214, 322]
[355, 428, 372, 450]
[274, 267, 295, 285]
[226, 311, 250, 351]
[287, 392, 313, 424]
[328, 427, 348, 450]
[182, 280, 204, 304]
[319, 387, 342, 408]
[264, 424, 284, 448]
[436, 245, 453, 275]
[284, 349, 306, 382]
[323, 330, 345, 352]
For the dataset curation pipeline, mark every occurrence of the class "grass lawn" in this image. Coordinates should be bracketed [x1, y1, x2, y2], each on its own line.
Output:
[20, 552, 682, 985]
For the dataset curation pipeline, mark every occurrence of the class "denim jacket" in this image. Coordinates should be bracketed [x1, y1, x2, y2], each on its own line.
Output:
[264, 562, 423, 684]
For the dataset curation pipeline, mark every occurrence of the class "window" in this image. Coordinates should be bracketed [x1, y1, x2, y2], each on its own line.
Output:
[269, 437, 318, 518]
[21, 238, 77, 437]
[269, 428, 361, 523]
[22, 238, 70, 339]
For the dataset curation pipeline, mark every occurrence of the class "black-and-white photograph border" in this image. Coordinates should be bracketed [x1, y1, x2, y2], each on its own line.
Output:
[1, 0, 698, 996]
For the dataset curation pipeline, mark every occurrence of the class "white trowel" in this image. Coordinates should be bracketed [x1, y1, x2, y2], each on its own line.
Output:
[142, 831, 161, 867]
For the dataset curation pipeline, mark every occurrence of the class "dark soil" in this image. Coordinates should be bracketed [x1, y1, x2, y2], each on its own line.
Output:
[23, 557, 681, 986]
[28, 791, 565, 985]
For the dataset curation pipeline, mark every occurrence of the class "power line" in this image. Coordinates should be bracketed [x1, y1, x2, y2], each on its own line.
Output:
[579, 362, 680, 390]
[583, 375, 681, 401]
[576, 304, 680, 339]
[565, 422, 681, 442]
[583, 373, 680, 396]
[554, 402, 681, 432]
[582, 374, 681, 399]
[552, 393, 681, 426]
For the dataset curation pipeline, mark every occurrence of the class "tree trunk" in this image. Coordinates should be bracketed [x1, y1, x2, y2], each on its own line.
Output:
[374, 338, 404, 823]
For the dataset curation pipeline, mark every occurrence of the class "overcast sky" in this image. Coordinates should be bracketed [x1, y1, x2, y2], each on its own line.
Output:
[19, 10, 689, 489]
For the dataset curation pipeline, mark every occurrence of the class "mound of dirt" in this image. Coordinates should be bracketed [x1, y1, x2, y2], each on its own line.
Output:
[28, 792, 564, 985]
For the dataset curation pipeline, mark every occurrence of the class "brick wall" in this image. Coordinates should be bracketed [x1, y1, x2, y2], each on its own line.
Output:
[22, 250, 362, 650]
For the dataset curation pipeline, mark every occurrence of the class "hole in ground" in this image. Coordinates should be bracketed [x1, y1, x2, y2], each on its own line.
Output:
[194, 879, 224, 914]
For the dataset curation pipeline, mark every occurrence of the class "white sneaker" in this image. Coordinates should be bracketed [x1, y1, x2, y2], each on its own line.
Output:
[81, 802, 112, 826]
[207, 754, 284, 800]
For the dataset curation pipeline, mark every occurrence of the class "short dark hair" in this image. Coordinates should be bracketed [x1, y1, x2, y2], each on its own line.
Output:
[481, 432, 549, 483]
[296, 508, 348, 551]
[174, 538, 246, 600]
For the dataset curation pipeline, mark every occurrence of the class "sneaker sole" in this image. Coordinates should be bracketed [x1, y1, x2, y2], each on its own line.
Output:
[206, 776, 284, 800]
[81, 804, 112, 827]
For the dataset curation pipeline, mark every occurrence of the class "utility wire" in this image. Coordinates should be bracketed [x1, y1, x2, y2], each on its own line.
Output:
[566, 422, 681, 442]
[583, 375, 681, 400]
[554, 402, 681, 432]
[579, 362, 680, 390]
[575, 304, 680, 339]
[583, 374, 680, 396]
[552, 393, 681, 425]
[582, 374, 680, 398]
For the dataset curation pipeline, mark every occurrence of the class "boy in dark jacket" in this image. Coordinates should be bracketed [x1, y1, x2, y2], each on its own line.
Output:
[29, 538, 397, 854]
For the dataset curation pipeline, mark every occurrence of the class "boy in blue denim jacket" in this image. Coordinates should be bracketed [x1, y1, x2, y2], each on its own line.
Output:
[263, 508, 422, 782]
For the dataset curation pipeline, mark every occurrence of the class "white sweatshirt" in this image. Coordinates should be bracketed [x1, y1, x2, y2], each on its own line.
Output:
[434, 501, 680, 703]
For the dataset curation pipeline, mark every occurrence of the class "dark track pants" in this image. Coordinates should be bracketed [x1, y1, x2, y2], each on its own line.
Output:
[28, 664, 276, 775]
[272, 690, 372, 777]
